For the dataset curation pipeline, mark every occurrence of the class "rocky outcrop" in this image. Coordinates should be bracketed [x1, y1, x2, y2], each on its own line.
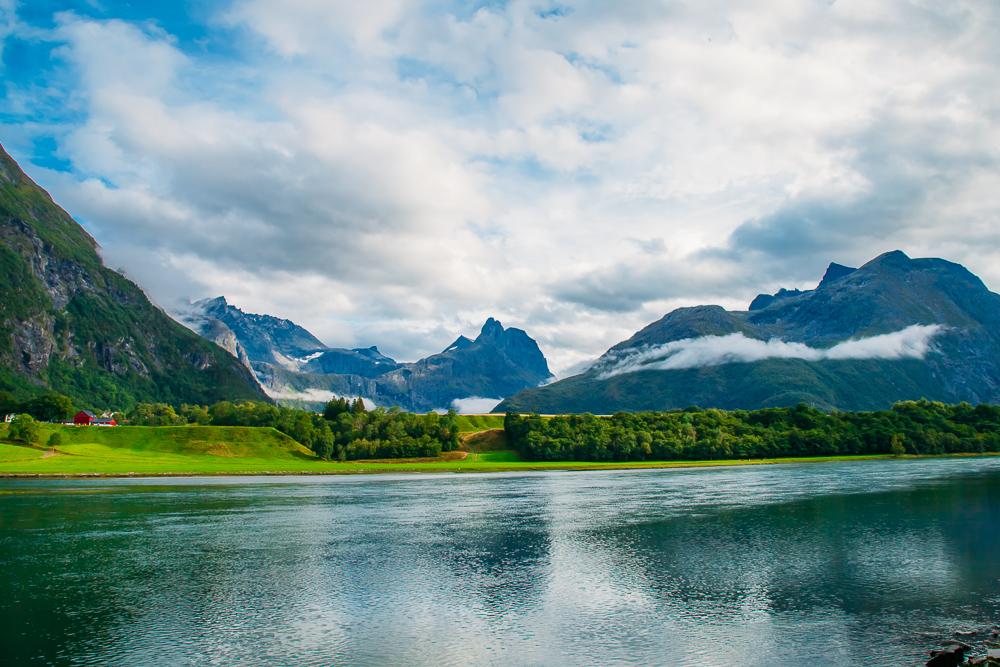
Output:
[302, 346, 400, 378]
[187, 296, 326, 364]
[0, 144, 267, 408]
[748, 288, 806, 311]
[195, 317, 253, 370]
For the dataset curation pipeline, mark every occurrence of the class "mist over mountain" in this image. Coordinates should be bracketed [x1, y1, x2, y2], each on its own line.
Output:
[0, 145, 267, 408]
[498, 251, 1000, 413]
[183, 299, 552, 412]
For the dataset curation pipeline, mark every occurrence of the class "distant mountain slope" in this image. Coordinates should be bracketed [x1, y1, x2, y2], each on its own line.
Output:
[498, 251, 1000, 413]
[180, 297, 400, 378]
[185, 297, 552, 411]
[370, 318, 552, 411]
[185, 296, 327, 365]
[0, 145, 267, 408]
[301, 346, 401, 378]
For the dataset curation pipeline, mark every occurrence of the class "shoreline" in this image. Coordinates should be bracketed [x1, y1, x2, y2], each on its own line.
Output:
[1, 452, 998, 480]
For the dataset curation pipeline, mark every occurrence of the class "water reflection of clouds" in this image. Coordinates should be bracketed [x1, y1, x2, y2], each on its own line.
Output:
[3, 459, 1000, 665]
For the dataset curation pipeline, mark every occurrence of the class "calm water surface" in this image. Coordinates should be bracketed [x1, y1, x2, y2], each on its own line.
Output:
[1, 458, 999, 666]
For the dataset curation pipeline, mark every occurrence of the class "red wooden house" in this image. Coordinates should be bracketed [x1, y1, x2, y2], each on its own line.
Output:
[73, 410, 117, 426]
[73, 410, 95, 425]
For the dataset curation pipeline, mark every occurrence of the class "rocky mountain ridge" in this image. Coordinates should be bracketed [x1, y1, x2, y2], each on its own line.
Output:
[498, 251, 1000, 413]
[183, 299, 552, 412]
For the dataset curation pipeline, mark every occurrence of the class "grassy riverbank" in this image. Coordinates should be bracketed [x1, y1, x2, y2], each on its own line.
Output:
[0, 424, 995, 477]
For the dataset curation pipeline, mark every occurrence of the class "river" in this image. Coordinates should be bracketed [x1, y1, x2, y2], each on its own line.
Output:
[2, 457, 999, 665]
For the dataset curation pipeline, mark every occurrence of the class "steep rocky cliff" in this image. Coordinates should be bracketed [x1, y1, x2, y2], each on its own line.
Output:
[0, 145, 267, 408]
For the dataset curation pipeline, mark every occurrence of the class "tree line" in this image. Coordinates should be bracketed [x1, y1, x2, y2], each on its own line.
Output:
[504, 401, 1000, 461]
[8, 391, 999, 464]
[126, 398, 461, 461]
[1, 391, 461, 461]
[0, 391, 76, 422]
[4, 414, 63, 448]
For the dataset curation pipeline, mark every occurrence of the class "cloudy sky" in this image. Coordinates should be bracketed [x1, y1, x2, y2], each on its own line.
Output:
[2, 0, 999, 371]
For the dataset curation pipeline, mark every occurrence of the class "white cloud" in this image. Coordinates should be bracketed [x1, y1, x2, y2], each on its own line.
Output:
[597, 325, 946, 378]
[224, 0, 408, 57]
[263, 386, 376, 410]
[551, 357, 596, 381]
[450, 397, 503, 414]
[4, 1, 1000, 371]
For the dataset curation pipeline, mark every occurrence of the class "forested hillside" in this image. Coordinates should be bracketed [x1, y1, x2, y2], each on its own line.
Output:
[0, 145, 266, 408]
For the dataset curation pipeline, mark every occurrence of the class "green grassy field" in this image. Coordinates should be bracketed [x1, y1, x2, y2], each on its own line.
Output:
[0, 423, 994, 477]
[453, 414, 505, 433]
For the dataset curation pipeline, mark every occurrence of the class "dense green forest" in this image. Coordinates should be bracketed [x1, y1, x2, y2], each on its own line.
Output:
[504, 401, 1000, 461]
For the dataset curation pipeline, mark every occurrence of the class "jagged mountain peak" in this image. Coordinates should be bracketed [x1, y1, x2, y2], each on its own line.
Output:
[818, 262, 857, 287]
[749, 288, 806, 311]
[183, 296, 327, 364]
[443, 336, 474, 353]
[861, 249, 913, 271]
[182, 303, 552, 412]
[196, 295, 229, 309]
[479, 317, 505, 338]
[376, 317, 551, 411]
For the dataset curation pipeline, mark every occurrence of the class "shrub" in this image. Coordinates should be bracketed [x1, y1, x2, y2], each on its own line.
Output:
[8, 414, 40, 446]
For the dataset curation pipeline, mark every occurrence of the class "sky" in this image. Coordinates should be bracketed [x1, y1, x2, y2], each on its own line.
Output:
[2, 0, 999, 372]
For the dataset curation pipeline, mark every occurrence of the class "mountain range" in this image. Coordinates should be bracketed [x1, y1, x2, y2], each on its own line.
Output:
[498, 251, 1000, 413]
[5, 143, 1000, 416]
[0, 144, 266, 408]
[181, 297, 552, 412]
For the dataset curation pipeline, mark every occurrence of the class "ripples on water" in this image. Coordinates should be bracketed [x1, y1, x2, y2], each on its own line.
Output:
[2, 457, 999, 666]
